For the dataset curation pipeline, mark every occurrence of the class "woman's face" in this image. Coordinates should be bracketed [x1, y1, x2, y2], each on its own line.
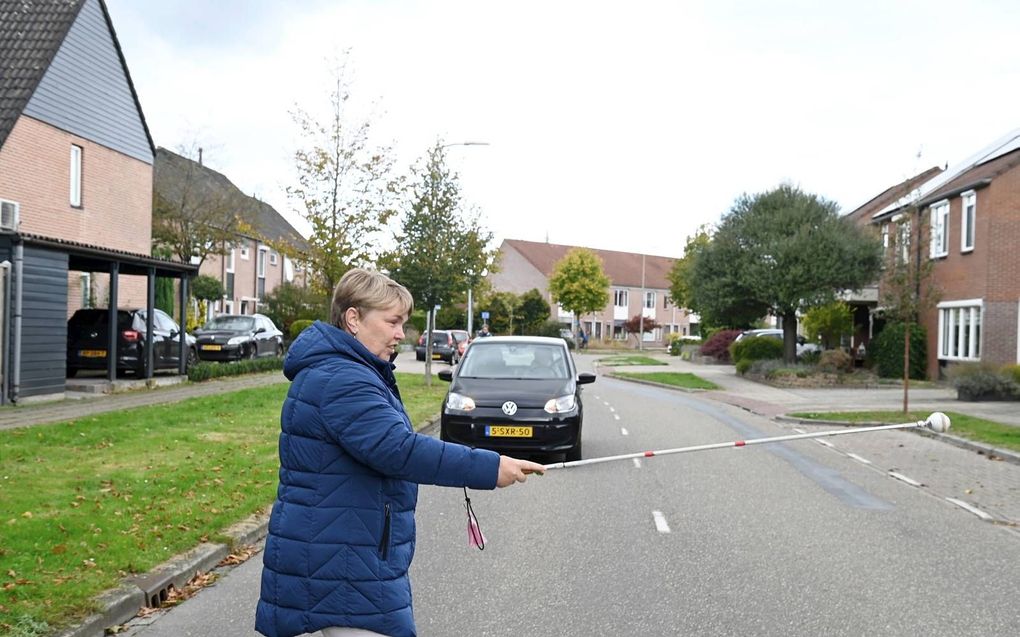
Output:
[347, 303, 407, 361]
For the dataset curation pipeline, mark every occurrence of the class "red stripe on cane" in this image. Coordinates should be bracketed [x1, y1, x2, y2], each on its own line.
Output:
[644, 451, 655, 457]
[734, 441, 746, 447]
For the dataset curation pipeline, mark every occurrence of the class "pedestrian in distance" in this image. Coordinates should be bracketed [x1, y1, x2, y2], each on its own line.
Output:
[578, 327, 588, 350]
[255, 268, 543, 637]
[477, 323, 491, 338]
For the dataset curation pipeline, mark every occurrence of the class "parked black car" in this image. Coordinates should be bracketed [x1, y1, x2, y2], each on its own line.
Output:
[193, 313, 284, 361]
[438, 336, 595, 461]
[415, 329, 462, 364]
[66, 308, 197, 377]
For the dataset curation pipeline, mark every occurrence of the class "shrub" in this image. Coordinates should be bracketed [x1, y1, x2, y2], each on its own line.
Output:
[730, 335, 783, 364]
[187, 356, 284, 382]
[1003, 364, 1020, 385]
[735, 359, 753, 375]
[870, 322, 927, 379]
[747, 359, 813, 379]
[665, 333, 682, 356]
[289, 319, 315, 341]
[699, 329, 742, 362]
[949, 363, 1020, 401]
[798, 349, 821, 365]
[816, 349, 852, 373]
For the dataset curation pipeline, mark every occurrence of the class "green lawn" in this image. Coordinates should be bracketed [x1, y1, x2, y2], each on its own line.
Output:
[613, 371, 719, 390]
[788, 410, 1020, 452]
[0, 373, 447, 636]
[597, 355, 663, 366]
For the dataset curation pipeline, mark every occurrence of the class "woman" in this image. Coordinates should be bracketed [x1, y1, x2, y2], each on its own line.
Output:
[256, 268, 543, 637]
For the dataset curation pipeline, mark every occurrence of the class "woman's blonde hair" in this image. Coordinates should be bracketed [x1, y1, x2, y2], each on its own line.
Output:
[330, 268, 414, 331]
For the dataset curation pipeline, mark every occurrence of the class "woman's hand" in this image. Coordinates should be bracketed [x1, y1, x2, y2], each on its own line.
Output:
[496, 455, 546, 487]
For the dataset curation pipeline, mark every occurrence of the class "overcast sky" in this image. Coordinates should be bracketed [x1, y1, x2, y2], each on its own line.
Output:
[105, 0, 1020, 258]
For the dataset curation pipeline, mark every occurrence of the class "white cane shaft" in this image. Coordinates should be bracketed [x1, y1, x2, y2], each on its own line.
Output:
[543, 420, 927, 471]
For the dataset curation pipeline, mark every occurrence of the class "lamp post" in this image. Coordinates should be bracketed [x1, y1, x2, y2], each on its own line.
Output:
[441, 141, 490, 337]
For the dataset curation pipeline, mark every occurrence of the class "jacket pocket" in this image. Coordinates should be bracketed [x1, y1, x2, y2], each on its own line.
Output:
[378, 502, 391, 560]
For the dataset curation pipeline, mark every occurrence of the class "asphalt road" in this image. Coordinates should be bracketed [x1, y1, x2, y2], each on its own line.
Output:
[119, 362, 1020, 637]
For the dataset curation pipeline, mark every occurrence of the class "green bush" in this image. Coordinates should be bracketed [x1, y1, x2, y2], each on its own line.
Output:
[949, 363, 1020, 401]
[798, 349, 821, 365]
[1003, 364, 1020, 385]
[729, 335, 783, 364]
[735, 359, 753, 375]
[289, 319, 315, 341]
[816, 349, 852, 373]
[187, 356, 284, 382]
[870, 322, 927, 379]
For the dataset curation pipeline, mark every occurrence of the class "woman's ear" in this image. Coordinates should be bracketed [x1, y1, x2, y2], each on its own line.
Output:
[344, 307, 360, 334]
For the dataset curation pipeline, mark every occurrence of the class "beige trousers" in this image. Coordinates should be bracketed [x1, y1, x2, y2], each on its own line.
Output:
[320, 628, 388, 637]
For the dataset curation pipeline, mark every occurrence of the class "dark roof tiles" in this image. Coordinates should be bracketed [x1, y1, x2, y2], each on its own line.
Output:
[504, 239, 676, 289]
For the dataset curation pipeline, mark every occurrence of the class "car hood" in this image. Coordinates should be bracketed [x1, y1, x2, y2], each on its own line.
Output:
[195, 329, 248, 338]
[449, 377, 574, 409]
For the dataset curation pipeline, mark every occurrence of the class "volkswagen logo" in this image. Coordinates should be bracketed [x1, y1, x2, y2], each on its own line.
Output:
[501, 401, 518, 416]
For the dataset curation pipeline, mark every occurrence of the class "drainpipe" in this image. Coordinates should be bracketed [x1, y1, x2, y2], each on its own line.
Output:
[0, 260, 10, 405]
[12, 241, 23, 402]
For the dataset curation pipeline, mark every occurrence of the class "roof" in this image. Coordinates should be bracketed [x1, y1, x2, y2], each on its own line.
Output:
[874, 128, 1020, 219]
[843, 166, 943, 226]
[2, 230, 197, 277]
[502, 239, 676, 289]
[154, 147, 307, 251]
[0, 0, 154, 155]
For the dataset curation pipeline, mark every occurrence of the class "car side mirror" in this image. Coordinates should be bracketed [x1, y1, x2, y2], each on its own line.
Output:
[255, 327, 266, 334]
[797, 335, 806, 345]
[438, 369, 453, 382]
[576, 372, 596, 385]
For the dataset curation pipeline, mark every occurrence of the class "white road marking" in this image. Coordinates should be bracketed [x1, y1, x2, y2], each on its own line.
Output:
[793, 428, 806, 434]
[632, 458, 642, 469]
[888, 471, 923, 487]
[613, 414, 620, 421]
[652, 510, 671, 533]
[815, 439, 834, 448]
[620, 428, 629, 436]
[846, 453, 872, 465]
[609, 406, 616, 413]
[945, 498, 993, 521]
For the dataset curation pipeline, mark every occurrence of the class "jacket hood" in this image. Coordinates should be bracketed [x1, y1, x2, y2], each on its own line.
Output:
[284, 320, 395, 381]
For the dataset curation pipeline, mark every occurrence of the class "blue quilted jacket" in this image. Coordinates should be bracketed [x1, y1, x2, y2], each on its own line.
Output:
[255, 321, 500, 637]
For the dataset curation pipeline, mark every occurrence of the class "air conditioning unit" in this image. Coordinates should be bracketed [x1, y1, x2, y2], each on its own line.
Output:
[0, 199, 18, 231]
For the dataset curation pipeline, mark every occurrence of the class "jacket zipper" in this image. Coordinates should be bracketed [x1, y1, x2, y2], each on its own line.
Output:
[379, 503, 391, 560]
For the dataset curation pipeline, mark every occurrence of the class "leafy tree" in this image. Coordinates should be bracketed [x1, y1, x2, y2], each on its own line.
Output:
[381, 142, 495, 382]
[667, 225, 712, 310]
[259, 281, 329, 334]
[155, 278, 175, 317]
[803, 301, 853, 350]
[191, 275, 225, 302]
[519, 288, 552, 335]
[153, 145, 244, 266]
[485, 291, 523, 335]
[690, 184, 882, 362]
[288, 60, 400, 297]
[547, 248, 610, 330]
[623, 314, 661, 345]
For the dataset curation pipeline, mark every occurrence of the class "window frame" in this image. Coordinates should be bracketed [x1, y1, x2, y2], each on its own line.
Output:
[239, 242, 250, 260]
[613, 289, 628, 307]
[960, 190, 976, 253]
[644, 291, 655, 309]
[937, 299, 982, 361]
[70, 144, 83, 208]
[929, 200, 949, 259]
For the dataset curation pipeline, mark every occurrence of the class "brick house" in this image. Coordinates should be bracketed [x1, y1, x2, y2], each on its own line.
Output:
[850, 130, 1020, 378]
[153, 148, 307, 319]
[489, 239, 696, 345]
[0, 0, 195, 401]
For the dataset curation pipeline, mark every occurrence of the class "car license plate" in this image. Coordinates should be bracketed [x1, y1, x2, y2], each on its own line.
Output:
[201, 344, 223, 351]
[79, 349, 106, 358]
[486, 426, 533, 438]
[432, 353, 442, 359]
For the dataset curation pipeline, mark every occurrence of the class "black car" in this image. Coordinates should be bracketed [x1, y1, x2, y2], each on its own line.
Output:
[66, 308, 197, 377]
[193, 313, 284, 361]
[438, 336, 595, 461]
[415, 329, 461, 364]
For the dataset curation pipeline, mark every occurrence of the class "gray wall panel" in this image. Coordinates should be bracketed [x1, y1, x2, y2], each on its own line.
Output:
[17, 247, 69, 398]
[23, 0, 152, 164]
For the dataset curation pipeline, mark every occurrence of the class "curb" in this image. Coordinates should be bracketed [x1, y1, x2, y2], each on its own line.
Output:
[53, 512, 271, 637]
[775, 415, 1020, 467]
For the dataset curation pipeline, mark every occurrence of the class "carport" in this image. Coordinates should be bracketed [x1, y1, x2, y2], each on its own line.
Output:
[0, 232, 198, 404]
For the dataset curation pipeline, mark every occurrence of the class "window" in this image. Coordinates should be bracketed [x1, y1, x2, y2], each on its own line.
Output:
[938, 300, 982, 361]
[663, 294, 669, 309]
[929, 200, 948, 258]
[270, 252, 278, 266]
[70, 145, 83, 207]
[897, 218, 911, 264]
[225, 248, 235, 299]
[257, 248, 267, 298]
[225, 248, 235, 272]
[240, 242, 250, 260]
[881, 223, 890, 254]
[614, 290, 628, 307]
[644, 291, 655, 309]
[80, 273, 91, 308]
[961, 191, 976, 252]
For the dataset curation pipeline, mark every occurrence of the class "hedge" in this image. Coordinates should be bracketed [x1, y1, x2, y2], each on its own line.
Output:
[187, 356, 285, 382]
[870, 322, 927, 379]
[729, 335, 783, 364]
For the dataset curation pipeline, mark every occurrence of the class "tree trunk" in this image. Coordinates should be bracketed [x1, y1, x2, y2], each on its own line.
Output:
[902, 321, 910, 414]
[782, 310, 798, 364]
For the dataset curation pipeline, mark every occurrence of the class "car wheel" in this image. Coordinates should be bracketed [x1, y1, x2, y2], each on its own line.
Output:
[416, 352, 425, 362]
[451, 351, 460, 366]
[247, 344, 257, 360]
[66, 367, 78, 378]
[276, 342, 285, 357]
[186, 348, 198, 372]
[565, 441, 582, 462]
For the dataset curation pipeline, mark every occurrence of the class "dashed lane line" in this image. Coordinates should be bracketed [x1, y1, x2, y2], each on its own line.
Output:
[620, 428, 629, 436]
[945, 498, 994, 521]
[888, 471, 924, 487]
[652, 511, 671, 534]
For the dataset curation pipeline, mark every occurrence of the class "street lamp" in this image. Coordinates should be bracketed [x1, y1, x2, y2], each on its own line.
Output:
[441, 141, 490, 337]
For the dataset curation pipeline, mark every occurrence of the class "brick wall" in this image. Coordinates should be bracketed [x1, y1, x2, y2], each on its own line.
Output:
[0, 116, 152, 255]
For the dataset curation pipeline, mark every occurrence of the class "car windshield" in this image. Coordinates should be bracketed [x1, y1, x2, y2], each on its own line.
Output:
[203, 316, 255, 331]
[459, 343, 568, 380]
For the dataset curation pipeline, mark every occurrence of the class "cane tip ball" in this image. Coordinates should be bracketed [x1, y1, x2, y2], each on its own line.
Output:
[926, 412, 951, 433]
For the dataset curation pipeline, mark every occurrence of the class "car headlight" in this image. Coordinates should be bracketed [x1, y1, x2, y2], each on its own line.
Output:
[446, 392, 476, 411]
[544, 394, 576, 414]
[227, 336, 248, 346]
